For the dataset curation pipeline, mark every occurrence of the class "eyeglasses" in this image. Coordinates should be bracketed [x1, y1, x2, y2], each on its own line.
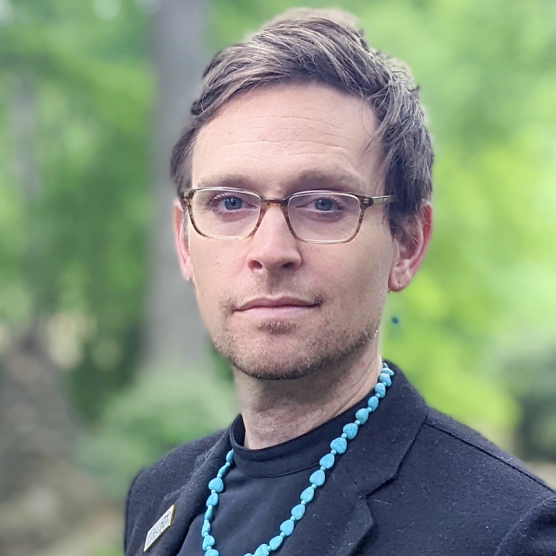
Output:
[180, 187, 398, 244]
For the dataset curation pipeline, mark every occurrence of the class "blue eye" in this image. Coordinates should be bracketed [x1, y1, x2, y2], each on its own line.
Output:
[314, 198, 334, 211]
[223, 197, 243, 210]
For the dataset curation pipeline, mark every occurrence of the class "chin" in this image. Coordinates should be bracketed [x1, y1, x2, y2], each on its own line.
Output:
[212, 318, 378, 382]
[221, 339, 316, 380]
[225, 340, 364, 382]
[232, 360, 320, 381]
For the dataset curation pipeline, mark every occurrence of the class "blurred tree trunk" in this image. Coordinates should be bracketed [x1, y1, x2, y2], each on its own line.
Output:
[0, 336, 102, 556]
[144, 0, 209, 372]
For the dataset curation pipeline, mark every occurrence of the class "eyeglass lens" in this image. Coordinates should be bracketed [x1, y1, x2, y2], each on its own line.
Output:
[190, 189, 362, 242]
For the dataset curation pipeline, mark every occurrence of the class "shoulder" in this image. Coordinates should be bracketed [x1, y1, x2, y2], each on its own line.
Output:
[416, 408, 556, 541]
[128, 430, 224, 497]
[422, 408, 551, 492]
[124, 430, 226, 552]
[383, 405, 556, 552]
[494, 494, 556, 555]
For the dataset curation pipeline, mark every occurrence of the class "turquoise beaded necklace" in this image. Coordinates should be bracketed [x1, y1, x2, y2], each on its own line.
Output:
[200, 361, 395, 556]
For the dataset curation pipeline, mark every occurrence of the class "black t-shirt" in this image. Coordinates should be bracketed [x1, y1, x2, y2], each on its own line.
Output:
[178, 390, 372, 556]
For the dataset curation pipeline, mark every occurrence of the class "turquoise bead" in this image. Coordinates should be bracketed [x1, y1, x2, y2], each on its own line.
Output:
[226, 450, 234, 463]
[280, 519, 295, 536]
[310, 469, 326, 486]
[379, 372, 392, 386]
[254, 544, 270, 556]
[202, 535, 215, 550]
[375, 382, 386, 398]
[206, 550, 219, 556]
[319, 453, 335, 469]
[269, 535, 284, 550]
[343, 423, 358, 439]
[217, 464, 230, 477]
[291, 503, 306, 520]
[204, 507, 213, 520]
[355, 408, 369, 424]
[368, 396, 379, 411]
[208, 478, 224, 493]
[330, 437, 348, 454]
[201, 521, 211, 536]
[382, 365, 394, 376]
[206, 493, 219, 507]
[242, 553, 253, 556]
[300, 486, 315, 503]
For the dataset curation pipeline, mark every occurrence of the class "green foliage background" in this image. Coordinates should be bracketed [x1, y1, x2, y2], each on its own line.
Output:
[1, 0, 555, 497]
[0, 0, 153, 420]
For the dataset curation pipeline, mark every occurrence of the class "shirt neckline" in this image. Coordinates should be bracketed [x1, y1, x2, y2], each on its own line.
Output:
[230, 388, 373, 478]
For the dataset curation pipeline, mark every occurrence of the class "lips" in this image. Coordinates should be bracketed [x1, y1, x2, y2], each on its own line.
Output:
[236, 297, 319, 312]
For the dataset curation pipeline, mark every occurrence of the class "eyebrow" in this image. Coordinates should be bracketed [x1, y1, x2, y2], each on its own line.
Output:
[197, 174, 256, 190]
[196, 169, 368, 194]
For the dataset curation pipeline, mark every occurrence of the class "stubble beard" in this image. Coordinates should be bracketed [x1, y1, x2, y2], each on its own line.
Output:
[211, 315, 379, 382]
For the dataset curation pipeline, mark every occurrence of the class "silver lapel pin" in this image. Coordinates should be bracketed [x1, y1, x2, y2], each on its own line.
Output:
[144, 504, 175, 552]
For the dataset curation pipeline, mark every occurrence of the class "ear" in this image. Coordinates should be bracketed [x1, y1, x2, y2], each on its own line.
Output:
[173, 200, 195, 283]
[388, 202, 432, 292]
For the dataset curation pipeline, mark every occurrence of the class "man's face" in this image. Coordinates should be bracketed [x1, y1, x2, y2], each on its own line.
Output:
[175, 83, 404, 380]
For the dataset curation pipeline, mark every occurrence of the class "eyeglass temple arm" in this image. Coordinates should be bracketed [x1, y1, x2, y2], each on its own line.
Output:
[362, 195, 398, 207]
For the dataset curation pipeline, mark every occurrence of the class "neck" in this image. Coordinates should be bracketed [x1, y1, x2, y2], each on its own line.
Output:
[233, 343, 382, 449]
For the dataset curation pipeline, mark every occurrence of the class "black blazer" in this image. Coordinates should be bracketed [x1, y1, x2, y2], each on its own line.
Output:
[124, 369, 556, 556]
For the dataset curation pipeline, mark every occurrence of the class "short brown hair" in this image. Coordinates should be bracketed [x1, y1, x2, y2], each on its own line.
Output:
[170, 8, 433, 238]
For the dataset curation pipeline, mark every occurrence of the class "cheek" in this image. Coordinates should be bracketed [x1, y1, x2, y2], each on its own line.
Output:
[326, 242, 392, 310]
[189, 241, 223, 308]
[189, 239, 244, 308]
[355, 225, 395, 278]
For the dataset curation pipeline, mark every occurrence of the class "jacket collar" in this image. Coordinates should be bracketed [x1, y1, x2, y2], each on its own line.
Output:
[341, 364, 428, 495]
[283, 365, 428, 556]
[140, 366, 427, 556]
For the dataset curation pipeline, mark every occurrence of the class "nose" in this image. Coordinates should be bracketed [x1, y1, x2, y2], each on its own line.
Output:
[246, 205, 302, 274]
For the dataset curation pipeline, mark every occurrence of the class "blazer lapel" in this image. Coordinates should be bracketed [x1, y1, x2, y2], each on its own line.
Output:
[283, 368, 428, 556]
[342, 367, 428, 496]
[282, 462, 374, 556]
[136, 432, 231, 556]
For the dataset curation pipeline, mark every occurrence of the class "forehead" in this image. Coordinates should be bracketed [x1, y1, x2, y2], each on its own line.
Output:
[191, 83, 382, 195]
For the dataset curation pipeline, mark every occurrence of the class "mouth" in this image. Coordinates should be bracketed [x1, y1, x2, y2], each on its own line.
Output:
[237, 297, 317, 310]
[235, 296, 321, 318]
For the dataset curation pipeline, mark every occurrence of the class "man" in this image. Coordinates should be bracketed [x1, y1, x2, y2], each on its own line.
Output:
[124, 8, 556, 556]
